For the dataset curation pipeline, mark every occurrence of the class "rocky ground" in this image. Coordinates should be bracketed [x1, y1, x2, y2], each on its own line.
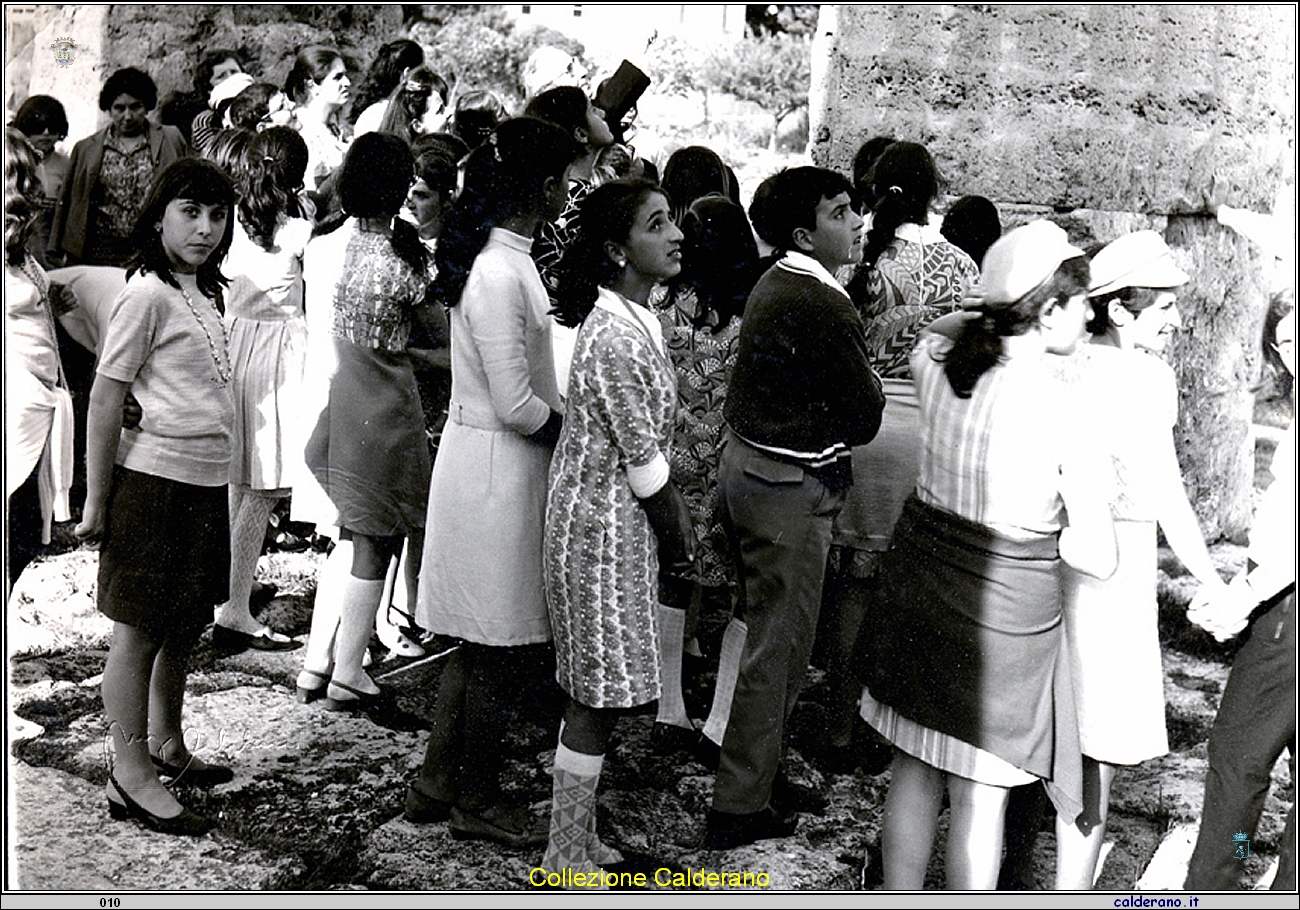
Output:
[6, 426, 1293, 893]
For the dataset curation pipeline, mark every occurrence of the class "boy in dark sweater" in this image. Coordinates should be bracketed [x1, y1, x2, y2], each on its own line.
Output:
[706, 167, 885, 850]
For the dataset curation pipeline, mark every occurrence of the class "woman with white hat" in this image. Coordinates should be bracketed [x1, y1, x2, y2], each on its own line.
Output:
[856, 220, 1117, 889]
[1054, 230, 1231, 889]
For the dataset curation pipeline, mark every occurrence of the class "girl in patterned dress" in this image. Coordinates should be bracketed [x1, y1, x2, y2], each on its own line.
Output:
[824, 141, 982, 769]
[299, 133, 433, 711]
[540, 179, 696, 874]
[652, 195, 760, 738]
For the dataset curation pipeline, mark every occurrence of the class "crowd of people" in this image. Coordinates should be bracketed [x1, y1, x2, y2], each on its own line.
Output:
[4, 35, 1294, 892]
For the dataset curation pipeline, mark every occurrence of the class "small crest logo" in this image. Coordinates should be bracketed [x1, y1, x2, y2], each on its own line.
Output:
[50, 37, 78, 69]
[1232, 830, 1250, 860]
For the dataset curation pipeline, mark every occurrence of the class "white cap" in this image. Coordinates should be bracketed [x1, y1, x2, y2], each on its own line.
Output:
[1088, 230, 1189, 297]
[977, 220, 1085, 305]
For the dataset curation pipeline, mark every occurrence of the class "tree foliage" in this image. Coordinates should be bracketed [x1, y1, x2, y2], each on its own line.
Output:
[704, 36, 812, 150]
[406, 5, 587, 107]
[745, 4, 820, 38]
[644, 34, 709, 100]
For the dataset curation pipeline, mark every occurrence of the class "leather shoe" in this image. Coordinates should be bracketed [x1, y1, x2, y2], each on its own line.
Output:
[151, 754, 234, 788]
[211, 624, 302, 654]
[107, 774, 214, 836]
[404, 783, 452, 823]
[704, 807, 797, 851]
[449, 803, 547, 847]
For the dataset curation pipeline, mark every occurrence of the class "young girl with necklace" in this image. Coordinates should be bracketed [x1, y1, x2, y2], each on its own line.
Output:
[78, 158, 238, 834]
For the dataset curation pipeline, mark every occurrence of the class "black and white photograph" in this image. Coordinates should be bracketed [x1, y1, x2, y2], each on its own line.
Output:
[3, 3, 1296, 898]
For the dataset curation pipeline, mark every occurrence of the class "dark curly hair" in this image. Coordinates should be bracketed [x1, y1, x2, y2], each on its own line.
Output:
[100, 68, 158, 112]
[238, 127, 308, 251]
[552, 178, 663, 328]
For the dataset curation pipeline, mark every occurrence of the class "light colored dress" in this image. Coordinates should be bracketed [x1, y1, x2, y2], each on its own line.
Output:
[298, 118, 349, 190]
[5, 255, 72, 535]
[417, 228, 561, 646]
[656, 285, 741, 589]
[1061, 342, 1175, 765]
[225, 217, 311, 491]
[545, 290, 677, 709]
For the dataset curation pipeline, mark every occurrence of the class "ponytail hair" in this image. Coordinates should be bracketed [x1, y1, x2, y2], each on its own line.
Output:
[862, 141, 939, 269]
[941, 256, 1090, 398]
[238, 126, 308, 250]
[433, 116, 582, 308]
[551, 178, 661, 328]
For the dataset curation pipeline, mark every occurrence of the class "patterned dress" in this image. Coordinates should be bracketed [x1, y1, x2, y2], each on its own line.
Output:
[657, 285, 740, 589]
[545, 291, 677, 708]
[859, 224, 979, 378]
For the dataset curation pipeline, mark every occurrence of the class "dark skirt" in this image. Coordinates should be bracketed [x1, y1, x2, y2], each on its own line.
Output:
[305, 339, 430, 538]
[856, 494, 1083, 822]
[97, 466, 229, 638]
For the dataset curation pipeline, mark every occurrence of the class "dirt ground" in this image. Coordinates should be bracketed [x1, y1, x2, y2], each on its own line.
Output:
[6, 403, 1294, 894]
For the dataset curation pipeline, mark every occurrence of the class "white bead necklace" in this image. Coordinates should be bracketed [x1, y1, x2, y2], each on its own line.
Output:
[178, 281, 232, 386]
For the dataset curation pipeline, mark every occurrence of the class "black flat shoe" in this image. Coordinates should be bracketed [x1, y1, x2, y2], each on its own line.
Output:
[151, 754, 234, 788]
[404, 783, 452, 824]
[321, 679, 384, 712]
[321, 681, 426, 732]
[211, 624, 302, 654]
[703, 806, 797, 851]
[107, 774, 214, 836]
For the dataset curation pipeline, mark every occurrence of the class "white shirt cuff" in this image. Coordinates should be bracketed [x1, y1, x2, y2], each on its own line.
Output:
[628, 451, 670, 499]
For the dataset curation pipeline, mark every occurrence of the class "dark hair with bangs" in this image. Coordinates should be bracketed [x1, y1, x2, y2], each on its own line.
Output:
[12, 95, 68, 138]
[551, 178, 663, 328]
[128, 158, 236, 301]
[748, 166, 859, 253]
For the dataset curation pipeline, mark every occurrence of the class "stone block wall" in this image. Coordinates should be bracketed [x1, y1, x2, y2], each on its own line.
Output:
[12, 5, 405, 145]
[810, 4, 1294, 213]
[809, 4, 1295, 539]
